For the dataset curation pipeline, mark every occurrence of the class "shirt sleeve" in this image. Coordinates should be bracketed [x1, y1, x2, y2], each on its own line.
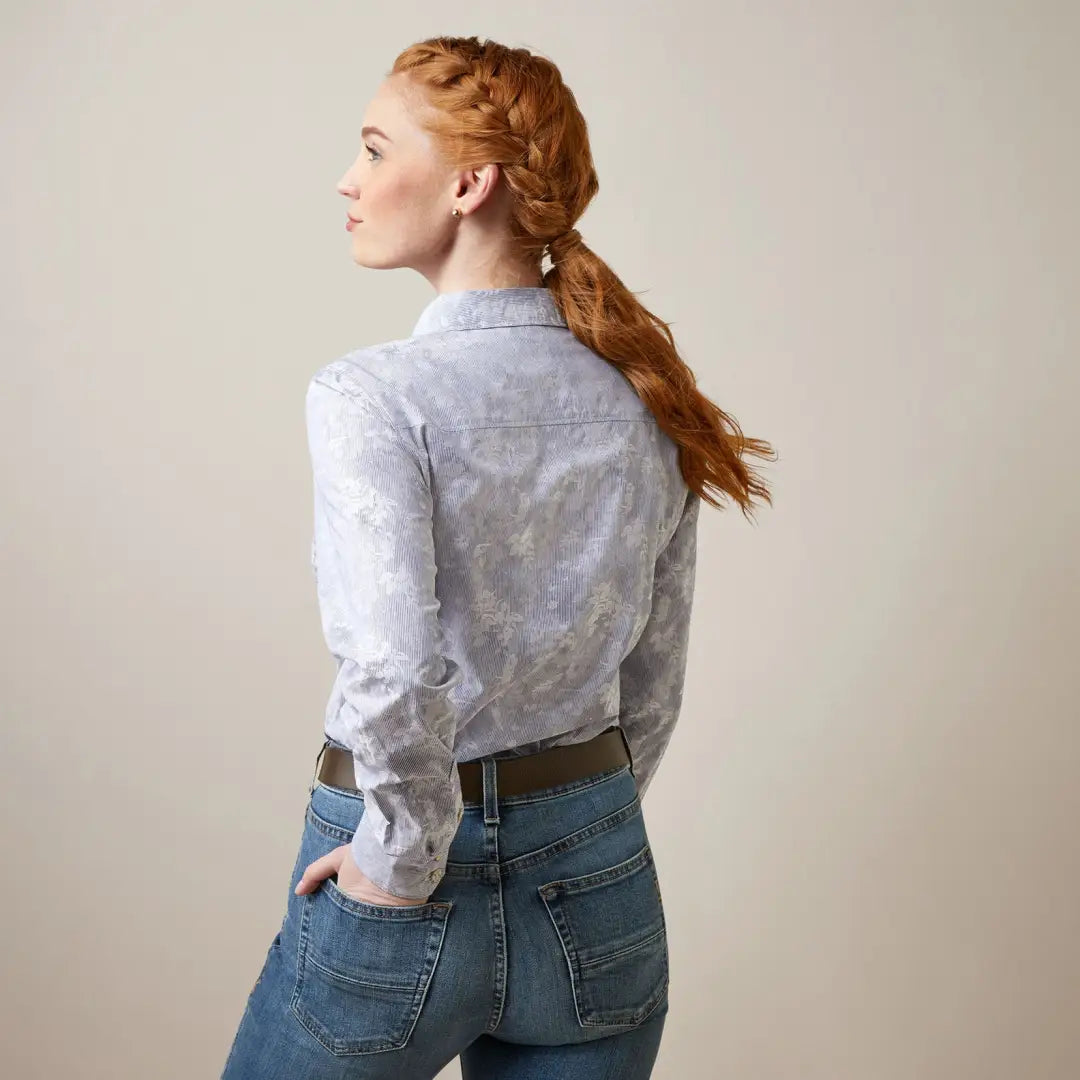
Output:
[617, 487, 699, 802]
[305, 375, 464, 901]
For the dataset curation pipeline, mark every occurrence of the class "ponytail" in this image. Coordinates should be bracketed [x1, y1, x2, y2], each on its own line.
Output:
[543, 230, 774, 516]
[392, 36, 776, 517]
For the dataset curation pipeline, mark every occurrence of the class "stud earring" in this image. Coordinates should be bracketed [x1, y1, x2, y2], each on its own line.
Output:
[451, 208, 462, 218]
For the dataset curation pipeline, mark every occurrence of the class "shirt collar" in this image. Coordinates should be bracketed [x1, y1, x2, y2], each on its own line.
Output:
[411, 287, 569, 336]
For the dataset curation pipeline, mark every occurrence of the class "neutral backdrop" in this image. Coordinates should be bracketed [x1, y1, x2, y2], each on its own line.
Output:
[3, 3, 1077, 1077]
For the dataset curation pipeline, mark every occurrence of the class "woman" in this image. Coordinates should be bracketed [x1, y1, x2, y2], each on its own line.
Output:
[222, 34, 774, 1080]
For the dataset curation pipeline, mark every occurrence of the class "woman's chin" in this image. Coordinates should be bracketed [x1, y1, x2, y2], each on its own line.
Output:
[352, 253, 404, 271]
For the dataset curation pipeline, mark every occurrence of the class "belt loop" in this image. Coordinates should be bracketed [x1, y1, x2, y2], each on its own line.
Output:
[616, 725, 635, 776]
[309, 738, 330, 797]
[482, 758, 500, 824]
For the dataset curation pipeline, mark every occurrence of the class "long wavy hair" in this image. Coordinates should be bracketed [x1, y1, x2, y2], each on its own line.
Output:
[390, 36, 776, 519]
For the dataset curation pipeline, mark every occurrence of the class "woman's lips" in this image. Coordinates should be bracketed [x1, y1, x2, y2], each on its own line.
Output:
[346, 216, 362, 231]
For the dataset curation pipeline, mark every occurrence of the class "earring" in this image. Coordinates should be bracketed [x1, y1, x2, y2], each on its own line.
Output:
[451, 207, 462, 218]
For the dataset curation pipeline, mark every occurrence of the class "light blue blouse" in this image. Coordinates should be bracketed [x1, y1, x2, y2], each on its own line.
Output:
[306, 286, 699, 899]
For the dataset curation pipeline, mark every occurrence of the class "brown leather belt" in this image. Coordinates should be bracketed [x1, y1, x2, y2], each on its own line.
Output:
[315, 725, 633, 803]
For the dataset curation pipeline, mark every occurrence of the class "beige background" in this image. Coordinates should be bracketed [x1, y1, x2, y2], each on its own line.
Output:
[3, 3, 1077, 1077]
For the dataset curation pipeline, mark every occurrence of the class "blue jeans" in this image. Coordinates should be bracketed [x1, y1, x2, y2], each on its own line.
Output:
[222, 743, 669, 1079]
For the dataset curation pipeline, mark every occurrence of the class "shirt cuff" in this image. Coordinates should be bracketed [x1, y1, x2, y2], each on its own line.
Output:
[349, 813, 449, 902]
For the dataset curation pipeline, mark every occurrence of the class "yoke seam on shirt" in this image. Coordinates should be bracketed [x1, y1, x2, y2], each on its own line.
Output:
[313, 377, 658, 436]
[313, 375, 660, 438]
[370, 416, 659, 435]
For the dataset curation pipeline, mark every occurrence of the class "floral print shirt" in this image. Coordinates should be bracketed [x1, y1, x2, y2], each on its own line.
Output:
[306, 286, 698, 899]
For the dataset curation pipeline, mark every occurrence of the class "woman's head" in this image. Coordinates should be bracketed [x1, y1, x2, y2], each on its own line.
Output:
[337, 72, 537, 286]
[337, 40, 595, 290]
[339, 36, 775, 517]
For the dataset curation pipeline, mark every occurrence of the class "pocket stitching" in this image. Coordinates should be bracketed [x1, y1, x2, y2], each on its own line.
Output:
[540, 891, 668, 1028]
[289, 887, 452, 1055]
[538, 843, 669, 1029]
[578, 923, 666, 969]
[321, 876, 452, 917]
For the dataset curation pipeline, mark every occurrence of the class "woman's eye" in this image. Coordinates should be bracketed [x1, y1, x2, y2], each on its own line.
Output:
[364, 143, 380, 161]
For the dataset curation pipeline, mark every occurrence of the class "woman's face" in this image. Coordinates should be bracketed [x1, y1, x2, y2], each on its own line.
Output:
[337, 76, 461, 274]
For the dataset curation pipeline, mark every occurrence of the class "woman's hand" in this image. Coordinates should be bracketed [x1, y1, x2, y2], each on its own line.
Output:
[294, 844, 429, 906]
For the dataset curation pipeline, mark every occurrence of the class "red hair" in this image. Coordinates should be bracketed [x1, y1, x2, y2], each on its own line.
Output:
[390, 36, 776, 518]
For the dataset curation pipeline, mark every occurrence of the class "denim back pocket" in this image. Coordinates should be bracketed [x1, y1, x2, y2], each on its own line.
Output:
[538, 841, 669, 1029]
[289, 792, 453, 1056]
